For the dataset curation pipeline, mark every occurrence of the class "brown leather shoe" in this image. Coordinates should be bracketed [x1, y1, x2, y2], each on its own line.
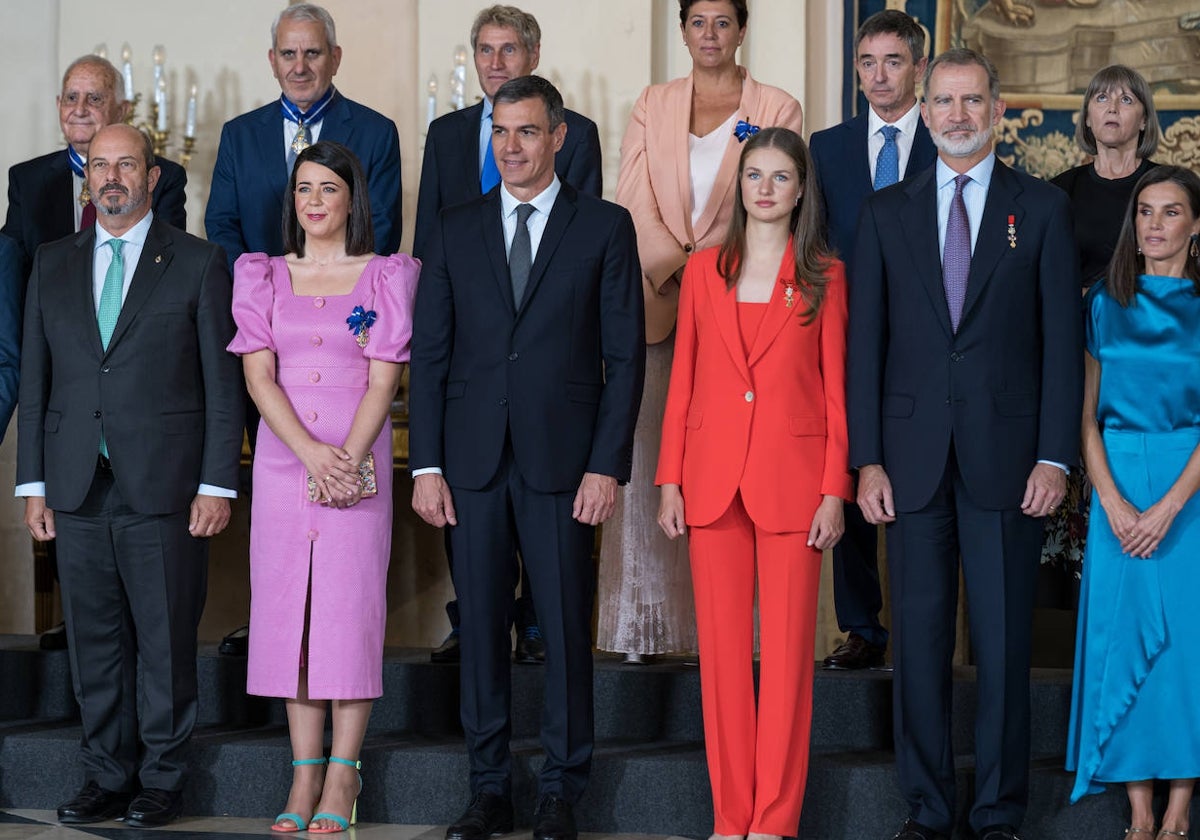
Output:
[822, 632, 886, 670]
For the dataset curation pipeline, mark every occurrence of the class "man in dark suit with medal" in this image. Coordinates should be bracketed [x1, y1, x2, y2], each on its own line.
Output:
[848, 49, 1081, 840]
[205, 2, 402, 269]
[17, 124, 243, 828]
[409, 76, 643, 840]
[2, 53, 187, 651]
[808, 9, 937, 672]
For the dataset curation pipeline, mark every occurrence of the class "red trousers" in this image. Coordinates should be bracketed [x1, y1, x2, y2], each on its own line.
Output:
[689, 492, 821, 835]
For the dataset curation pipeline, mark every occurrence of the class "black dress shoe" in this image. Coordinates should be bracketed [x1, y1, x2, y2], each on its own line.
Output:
[57, 781, 132, 824]
[823, 632, 886, 670]
[977, 825, 1023, 840]
[533, 793, 577, 840]
[431, 629, 461, 663]
[514, 625, 545, 664]
[124, 787, 184, 828]
[889, 818, 949, 840]
[218, 624, 248, 656]
[445, 791, 513, 840]
[39, 622, 68, 651]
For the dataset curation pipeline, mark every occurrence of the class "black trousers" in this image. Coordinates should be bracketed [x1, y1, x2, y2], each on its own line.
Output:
[831, 499, 887, 646]
[886, 446, 1042, 835]
[54, 464, 208, 793]
[449, 447, 595, 802]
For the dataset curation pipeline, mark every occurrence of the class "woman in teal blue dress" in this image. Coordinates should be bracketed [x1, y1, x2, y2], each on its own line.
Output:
[1067, 165, 1200, 839]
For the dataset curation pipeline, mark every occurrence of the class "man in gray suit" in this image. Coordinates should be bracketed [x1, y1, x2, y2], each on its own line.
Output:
[16, 124, 243, 828]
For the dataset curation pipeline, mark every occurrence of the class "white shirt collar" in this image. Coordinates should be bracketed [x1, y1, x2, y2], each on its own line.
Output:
[94, 210, 154, 251]
[500, 175, 561, 219]
[867, 100, 921, 137]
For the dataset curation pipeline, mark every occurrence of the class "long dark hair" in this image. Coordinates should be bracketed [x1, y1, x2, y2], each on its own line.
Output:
[282, 141, 375, 257]
[717, 127, 833, 323]
[1107, 165, 1200, 306]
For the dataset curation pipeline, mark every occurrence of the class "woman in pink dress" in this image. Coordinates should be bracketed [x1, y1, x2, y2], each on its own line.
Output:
[228, 142, 417, 834]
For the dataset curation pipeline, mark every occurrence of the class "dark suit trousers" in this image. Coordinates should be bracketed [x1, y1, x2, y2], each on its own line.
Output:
[449, 444, 595, 802]
[831, 500, 887, 646]
[886, 446, 1041, 834]
[54, 465, 208, 793]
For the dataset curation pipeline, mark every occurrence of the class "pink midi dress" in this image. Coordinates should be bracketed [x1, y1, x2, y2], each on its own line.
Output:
[228, 252, 418, 699]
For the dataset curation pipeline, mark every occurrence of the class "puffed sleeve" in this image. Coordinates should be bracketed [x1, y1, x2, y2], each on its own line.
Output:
[362, 253, 420, 363]
[226, 252, 277, 355]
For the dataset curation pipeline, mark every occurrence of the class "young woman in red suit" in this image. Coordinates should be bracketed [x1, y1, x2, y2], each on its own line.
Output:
[657, 127, 852, 840]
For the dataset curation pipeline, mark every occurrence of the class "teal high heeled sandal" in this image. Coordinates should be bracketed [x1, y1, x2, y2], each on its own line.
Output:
[308, 756, 362, 834]
[271, 757, 328, 833]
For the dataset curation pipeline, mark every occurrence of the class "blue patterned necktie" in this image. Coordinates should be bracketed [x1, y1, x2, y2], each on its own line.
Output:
[943, 175, 971, 332]
[481, 112, 501, 193]
[874, 125, 900, 190]
[97, 238, 125, 457]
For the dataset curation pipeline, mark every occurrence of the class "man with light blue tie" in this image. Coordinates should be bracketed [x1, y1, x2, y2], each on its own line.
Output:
[808, 8, 937, 671]
[413, 4, 603, 665]
[17, 124, 243, 829]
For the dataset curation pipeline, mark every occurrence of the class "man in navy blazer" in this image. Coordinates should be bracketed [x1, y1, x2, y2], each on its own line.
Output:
[848, 50, 1081, 840]
[0, 234, 22, 442]
[3, 55, 186, 285]
[412, 4, 601, 262]
[205, 2, 402, 270]
[808, 9, 936, 672]
[409, 76, 642, 840]
[414, 4, 603, 665]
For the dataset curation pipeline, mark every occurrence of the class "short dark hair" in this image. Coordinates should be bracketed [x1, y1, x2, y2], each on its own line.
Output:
[923, 48, 1000, 103]
[493, 75, 564, 131]
[471, 5, 540, 53]
[282, 141, 374, 258]
[1107, 165, 1200, 306]
[854, 9, 925, 64]
[678, 0, 748, 29]
[1075, 64, 1160, 159]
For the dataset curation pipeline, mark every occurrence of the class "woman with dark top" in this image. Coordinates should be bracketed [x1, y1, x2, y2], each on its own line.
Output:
[1042, 64, 1161, 578]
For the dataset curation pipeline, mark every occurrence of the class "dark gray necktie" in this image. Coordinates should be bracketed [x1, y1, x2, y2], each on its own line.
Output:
[509, 203, 535, 307]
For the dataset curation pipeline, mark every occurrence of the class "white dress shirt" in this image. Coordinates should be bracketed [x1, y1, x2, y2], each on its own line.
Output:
[867, 101, 922, 184]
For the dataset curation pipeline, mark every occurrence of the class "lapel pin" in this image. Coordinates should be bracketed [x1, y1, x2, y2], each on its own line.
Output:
[1007, 215, 1017, 249]
[155, 254, 162, 263]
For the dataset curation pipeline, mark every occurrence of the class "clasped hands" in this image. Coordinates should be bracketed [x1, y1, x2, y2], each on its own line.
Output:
[1102, 493, 1181, 559]
[857, 462, 1067, 524]
[412, 471, 619, 528]
[303, 441, 364, 509]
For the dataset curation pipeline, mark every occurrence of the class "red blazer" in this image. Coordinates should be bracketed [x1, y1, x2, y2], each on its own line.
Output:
[656, 245, 852, 533]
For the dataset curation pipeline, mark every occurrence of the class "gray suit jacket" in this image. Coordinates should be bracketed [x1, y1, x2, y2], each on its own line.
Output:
[17, 217, 243, 514]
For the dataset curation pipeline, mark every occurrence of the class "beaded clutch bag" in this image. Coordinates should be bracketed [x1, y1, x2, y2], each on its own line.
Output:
[307, 453, 377, 502]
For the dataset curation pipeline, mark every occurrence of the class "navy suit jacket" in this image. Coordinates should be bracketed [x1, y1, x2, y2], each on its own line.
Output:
[408, 182, 644, 493]
[205, 92, 402, 270]
[809, 110, 936, 265]
[2, 148, 187, 284]
[0, 234, 22, 440]
[847, 158, 1082, 512]
[412, 101, 602, 261]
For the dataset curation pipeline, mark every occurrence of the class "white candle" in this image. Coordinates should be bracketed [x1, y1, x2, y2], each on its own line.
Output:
[185, 84, 197, 137]
[426, 75, 438, 128]
[121, 44, 134, 102]
[152, 44, 165, 88]
[156, 78, 168, 132]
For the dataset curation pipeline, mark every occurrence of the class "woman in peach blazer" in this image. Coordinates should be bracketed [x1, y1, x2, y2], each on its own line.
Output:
[598, 0, 805, 663]
[657, 128, 851, 839]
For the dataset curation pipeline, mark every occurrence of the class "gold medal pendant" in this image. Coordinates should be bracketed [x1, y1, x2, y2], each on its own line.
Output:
[78, 183, 91, 207]
[784, 284, 795, 309]
[356, 328, 370, 349]
[291, 122, 310, 155]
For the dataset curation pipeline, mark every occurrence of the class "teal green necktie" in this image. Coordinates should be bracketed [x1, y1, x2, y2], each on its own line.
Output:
[97, 238, 124, 458]
[98, 238, 125, 350]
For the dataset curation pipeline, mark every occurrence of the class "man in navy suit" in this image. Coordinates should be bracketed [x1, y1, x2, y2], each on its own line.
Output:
[409, 76, 643, 840]
[414, 4, 603, 665]
[4, 55, 187, 286]
[205, 2, 402, 270]
[808, 9, 936, 671]
[0, 235, 22, 442]
[413, 4, 602, 262]
[848, 50, 1081, 840]
[2, 54, 187, 652]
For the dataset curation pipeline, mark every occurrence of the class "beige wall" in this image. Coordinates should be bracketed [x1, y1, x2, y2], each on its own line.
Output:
[0, 0, 846, 640]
